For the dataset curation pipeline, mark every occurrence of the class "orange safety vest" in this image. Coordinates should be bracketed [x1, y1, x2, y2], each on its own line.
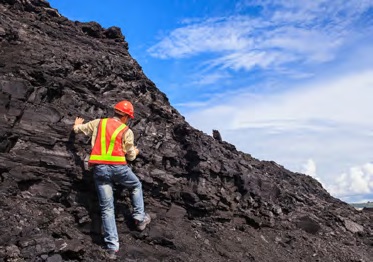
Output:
[89, 118, 128, 165]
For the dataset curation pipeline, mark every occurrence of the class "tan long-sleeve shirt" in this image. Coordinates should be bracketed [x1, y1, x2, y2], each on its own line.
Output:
[73, 117, 137, 161]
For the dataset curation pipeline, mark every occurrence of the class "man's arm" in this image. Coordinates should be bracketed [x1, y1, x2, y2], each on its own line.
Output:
[73, 117, 100, 136]
[123, 129, 139, 161]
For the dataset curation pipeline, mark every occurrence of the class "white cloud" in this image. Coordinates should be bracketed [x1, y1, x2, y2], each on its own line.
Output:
[327, 163, 373, 199]
[302, 159, 318, 179]
[261, 26, 341, 63]
[148, 17, 254, 59]
[241, 0, 373, 26]
[148, 0, 373, 75]
[209, 50, 291, 71]
[300, 159, 373, 202]
[184, 70, 373, 132]
[191, 71, 231, 86]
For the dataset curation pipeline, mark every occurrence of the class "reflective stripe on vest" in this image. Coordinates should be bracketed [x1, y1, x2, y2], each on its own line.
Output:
[89, 118, 128, 165]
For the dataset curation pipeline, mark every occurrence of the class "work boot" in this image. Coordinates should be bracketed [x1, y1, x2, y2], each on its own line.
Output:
[105, 249, 118, 260]
[136, 213, 151, 231]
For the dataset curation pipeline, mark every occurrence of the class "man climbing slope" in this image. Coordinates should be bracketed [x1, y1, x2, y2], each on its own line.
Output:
[73, 100, 151, 259]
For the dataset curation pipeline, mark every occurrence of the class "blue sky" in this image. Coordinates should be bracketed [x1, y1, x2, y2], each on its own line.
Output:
[49, 0, 373, 203]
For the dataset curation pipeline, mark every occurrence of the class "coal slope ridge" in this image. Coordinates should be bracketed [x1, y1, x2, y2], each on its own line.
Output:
[0, 1, 372, 261]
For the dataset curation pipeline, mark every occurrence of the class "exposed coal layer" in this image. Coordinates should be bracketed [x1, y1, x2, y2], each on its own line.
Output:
[0, 0, 372, 261]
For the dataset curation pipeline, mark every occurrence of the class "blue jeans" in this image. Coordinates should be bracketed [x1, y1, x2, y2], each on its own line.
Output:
[93, 164, 145, 251]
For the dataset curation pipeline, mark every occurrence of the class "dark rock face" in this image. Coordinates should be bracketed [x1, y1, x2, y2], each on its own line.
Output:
[212, 129, 222, 142]
[0, 1, 372, 261]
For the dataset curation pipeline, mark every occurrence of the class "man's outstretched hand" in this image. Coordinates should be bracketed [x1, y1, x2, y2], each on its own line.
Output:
[74, 117, 85, 127]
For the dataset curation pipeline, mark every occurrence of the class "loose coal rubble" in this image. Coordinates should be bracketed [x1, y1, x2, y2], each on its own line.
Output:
[0, 0, 372, 261]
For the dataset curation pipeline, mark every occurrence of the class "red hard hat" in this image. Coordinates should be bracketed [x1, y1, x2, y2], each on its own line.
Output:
[114, 100, 134, 119]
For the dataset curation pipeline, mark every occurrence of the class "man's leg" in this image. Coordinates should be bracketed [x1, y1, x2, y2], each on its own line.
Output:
[113, 165, 145, 222]
[93, 165, 119, 251]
